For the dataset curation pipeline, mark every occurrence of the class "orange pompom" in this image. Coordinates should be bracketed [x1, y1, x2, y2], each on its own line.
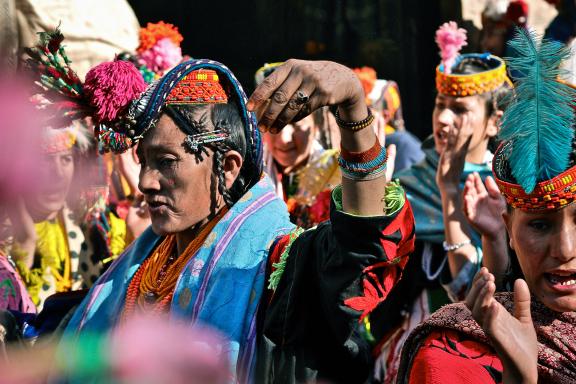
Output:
[137, 21, 184, 53]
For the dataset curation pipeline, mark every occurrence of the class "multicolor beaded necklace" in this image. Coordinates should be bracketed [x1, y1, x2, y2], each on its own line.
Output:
[123, 208, 227, 317]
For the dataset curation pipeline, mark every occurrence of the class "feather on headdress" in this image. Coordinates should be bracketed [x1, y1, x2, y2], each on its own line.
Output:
[499, 28, 576, 193]
[435, 22, 467, 74]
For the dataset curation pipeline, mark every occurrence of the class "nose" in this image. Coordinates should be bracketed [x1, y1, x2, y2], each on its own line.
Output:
[279, 124, 294, 145]
[138, 166, 161, 195]
[436, 107, 454, 129]
[552, 221, 576, 262]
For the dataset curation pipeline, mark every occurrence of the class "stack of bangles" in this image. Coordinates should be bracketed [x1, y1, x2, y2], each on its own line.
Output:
[338, 138, 387, 181]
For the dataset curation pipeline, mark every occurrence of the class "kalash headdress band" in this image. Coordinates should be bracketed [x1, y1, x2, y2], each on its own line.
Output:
[435, 22, 511, 97]
[493, 28, 576, 211]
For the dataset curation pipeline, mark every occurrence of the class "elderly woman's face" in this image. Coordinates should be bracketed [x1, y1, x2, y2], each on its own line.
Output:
[506, 204, 576, 312]
[137, 114, 216, 235]
[265, 114, 316, 171]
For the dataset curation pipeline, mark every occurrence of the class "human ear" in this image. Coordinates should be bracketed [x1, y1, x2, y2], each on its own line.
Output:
[486, 110, 503, 138]
[222, 150, 243, 190]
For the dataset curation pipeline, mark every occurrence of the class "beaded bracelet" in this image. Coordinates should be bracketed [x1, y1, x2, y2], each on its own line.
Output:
[338, 139, 387, 181]
[442, 240, 471, 252]
[334, 107, 374, 132]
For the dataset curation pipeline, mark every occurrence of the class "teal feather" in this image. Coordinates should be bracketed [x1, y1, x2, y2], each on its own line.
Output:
[500, 28, 576, 193]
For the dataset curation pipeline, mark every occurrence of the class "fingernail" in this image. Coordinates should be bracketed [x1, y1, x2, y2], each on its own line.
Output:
[247, 101, 254, 111]
[258, 124, 267, 133]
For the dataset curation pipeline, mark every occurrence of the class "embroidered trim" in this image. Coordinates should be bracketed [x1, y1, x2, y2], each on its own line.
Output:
[267, 227, 304, 291]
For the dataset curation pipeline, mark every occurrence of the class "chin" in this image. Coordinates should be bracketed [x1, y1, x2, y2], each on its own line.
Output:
[150, 218, 180, 236]
[540, 295, 576, 313]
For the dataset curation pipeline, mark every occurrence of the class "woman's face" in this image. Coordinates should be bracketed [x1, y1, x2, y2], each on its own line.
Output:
[505, 204, 576, 312]
[137, 113, 218, 235]
[265, 114, 316, 172]
[25, 149, 74, 218]
[432, 94, 498, 163]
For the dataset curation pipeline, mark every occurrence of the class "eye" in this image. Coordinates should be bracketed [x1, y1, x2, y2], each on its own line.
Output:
[452, 105, 468, 115]
[158, 156, 177, 169]
[61, 154, 74, 165]
[434, 102, 445, 110]
[527, 219, 551, 232]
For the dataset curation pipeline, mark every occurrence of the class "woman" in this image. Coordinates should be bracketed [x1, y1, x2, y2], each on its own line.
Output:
[371, 21, 512, 382]
[31, 29, 416, 383]
[397, 29, 576, 383]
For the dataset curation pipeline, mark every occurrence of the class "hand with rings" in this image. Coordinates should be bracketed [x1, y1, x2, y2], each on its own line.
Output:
[247, 59, 365, 133]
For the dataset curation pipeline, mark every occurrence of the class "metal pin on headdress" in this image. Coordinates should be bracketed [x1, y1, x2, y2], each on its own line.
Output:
[184, 130, 229, 153]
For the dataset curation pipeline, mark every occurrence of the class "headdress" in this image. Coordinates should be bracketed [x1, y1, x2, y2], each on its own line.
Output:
[493, 28, 576, 211]
[24, 28, 147, 155]
[435, 21, 511, 97]
[120, 21, 185, 83]
[111, 59, 264, 191]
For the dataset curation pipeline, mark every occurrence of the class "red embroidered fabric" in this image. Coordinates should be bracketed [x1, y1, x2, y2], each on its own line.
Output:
[409, 329, 503, 384]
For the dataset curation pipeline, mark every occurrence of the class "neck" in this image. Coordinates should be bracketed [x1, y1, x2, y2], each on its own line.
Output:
[30, 208, 61, 223]
[175, 221, 206, 256]
[465, 144, 489, 164]
[174, 205, 228, 256]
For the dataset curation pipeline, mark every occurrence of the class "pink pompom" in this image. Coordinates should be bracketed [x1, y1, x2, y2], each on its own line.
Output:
[138, 37, 183, 74]
[84, 60, 147, 124]
[435, 21, 468, 74]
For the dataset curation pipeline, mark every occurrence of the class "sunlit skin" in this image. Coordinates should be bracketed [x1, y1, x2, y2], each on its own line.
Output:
[504, 204, 576, 312]
[137, 112, 242, 255]
[25, 149, 74, 222]
[432, 94, 499, 164]
[264, 114, 316, 173]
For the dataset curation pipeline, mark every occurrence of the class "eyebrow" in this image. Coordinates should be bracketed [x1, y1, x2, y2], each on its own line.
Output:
[137, 143, 180, 158]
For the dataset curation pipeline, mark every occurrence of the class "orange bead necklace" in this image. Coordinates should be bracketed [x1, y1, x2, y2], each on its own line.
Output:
[123, 208, 227, 318]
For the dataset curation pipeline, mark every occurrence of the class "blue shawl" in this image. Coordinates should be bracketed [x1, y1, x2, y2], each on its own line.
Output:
[62, 176, 295, 381]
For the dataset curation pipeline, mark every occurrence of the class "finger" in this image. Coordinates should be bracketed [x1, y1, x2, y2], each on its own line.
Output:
[463, 194, 476, 220]
[473, 172, 488, 197]
[384, 144, 396, 183]
[513, 279, 532, 324]
[247, 61, 293, 111]
[472, 279, 496, 325]
[465, 268, 491, 310]
[269, 84, 316, 132]
[485, 176, 502, 198]
[258, 75, 304, 131]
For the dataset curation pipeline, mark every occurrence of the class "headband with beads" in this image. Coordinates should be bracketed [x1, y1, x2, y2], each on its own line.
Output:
[435, 21, 511, 97]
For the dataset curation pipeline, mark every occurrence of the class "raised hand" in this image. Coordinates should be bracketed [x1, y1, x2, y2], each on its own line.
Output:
[436, 114, 472, 194]
[247, 59, 364, 133]
[463, 173, 506, 238]
[465, 268, 538, 384]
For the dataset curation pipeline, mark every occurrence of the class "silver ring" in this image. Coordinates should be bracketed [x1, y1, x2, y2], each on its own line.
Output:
[295, 90, 309, 105]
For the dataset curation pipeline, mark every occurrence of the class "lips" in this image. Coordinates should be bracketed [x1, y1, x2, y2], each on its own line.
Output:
[146, 199, 171, 215]
[544, 271, 576, 290]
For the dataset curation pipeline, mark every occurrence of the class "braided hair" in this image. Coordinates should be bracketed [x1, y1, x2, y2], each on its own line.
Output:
[165, 103, 248, 208]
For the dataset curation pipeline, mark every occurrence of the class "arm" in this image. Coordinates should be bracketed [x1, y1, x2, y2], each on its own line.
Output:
[436, 117, 478, 280]
[247, 59, 390, 216]
[462, 173, 509, 289]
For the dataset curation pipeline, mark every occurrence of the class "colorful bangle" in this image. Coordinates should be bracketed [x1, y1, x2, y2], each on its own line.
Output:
[334, 107, 374, 132]
[340, 138, 381, 163]
[338, 142, 387, 181]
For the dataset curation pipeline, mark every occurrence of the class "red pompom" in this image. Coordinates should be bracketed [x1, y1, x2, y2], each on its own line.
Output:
[84, 60, 147, 124]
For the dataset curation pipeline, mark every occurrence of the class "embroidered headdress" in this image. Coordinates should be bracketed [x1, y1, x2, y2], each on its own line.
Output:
[435, 21, 512, 97]
[493, 28, 576, 211]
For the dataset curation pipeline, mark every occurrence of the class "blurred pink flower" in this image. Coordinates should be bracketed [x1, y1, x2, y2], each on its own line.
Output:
[435, 21, 468, 74]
